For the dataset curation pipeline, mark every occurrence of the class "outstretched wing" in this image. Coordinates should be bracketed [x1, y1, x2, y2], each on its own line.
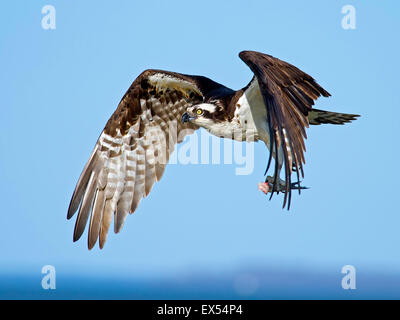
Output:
[68, 69, 226, 249]
[239, 51, 331, 209]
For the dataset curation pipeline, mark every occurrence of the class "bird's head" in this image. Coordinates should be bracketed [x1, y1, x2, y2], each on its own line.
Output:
[181, 103, 224, 129]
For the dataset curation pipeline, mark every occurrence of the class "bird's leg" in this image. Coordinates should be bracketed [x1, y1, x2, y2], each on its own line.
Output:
[263, 175, 309, 193]
[258, 173, 309, 195]
[258, 148, 308, 195]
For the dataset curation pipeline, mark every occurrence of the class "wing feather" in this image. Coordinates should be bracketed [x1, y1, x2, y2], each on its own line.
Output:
[67, 149, 100, 219]
[73, 171, 97, 241]
[88, 189, 105, 249]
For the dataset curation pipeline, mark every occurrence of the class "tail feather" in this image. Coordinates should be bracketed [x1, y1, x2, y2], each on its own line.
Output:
[308, 108, 360, 125]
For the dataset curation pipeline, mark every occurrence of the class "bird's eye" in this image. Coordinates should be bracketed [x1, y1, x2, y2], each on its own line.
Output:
[196, 108, 203, 115]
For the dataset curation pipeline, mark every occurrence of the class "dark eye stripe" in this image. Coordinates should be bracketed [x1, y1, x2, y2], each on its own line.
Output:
[202, 110, 211, 118]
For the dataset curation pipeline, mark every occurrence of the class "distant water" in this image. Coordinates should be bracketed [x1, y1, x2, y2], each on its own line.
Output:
[1, 266, 400, 299]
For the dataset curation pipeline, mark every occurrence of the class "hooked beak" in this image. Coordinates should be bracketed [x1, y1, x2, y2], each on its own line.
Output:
[181, 112, 194, 123]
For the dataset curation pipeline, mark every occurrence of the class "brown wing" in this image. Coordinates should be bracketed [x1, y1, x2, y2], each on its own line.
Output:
[239, 51, 331, 209]
[67, 69, 226, 249]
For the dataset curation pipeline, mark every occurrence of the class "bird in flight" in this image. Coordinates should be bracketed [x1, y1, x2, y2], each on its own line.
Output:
[68, 50, 359, 249]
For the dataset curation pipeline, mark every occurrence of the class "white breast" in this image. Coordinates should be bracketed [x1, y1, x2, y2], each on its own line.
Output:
[233, 78, 270, 144]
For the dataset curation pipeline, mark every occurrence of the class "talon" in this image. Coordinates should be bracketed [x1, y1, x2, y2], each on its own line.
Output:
[290, 180, 309, 190]
[258, 182, 270, 194]
[265, 176, 309, 193]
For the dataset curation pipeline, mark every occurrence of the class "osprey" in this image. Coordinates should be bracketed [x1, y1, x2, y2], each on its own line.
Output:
[68, 51, 359, 249]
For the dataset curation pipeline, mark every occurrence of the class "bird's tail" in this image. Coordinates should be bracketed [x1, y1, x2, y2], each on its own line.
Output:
[308, 108, 360, 125]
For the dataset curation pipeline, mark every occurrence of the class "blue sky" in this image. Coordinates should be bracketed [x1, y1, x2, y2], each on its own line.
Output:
[0, 0, 399, 299]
